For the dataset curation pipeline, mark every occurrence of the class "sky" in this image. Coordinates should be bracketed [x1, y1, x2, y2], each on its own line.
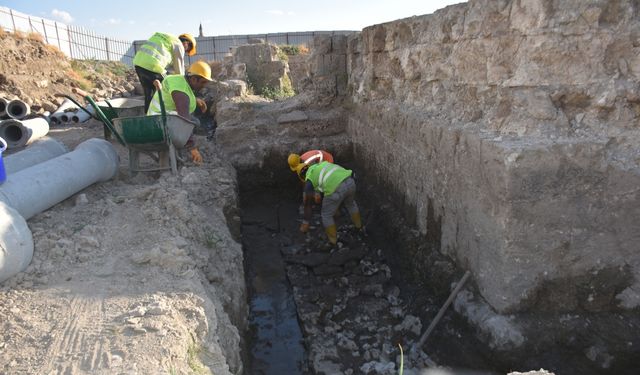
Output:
[1, 0, 464, 41]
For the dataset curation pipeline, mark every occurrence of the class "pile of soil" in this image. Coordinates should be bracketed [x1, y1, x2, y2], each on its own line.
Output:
[0, 31, 137, 113]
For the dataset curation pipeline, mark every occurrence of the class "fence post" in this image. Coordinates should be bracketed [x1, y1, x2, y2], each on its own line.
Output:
[286, 32, 289, 45]
[212, 37, 216, 62]
[67, 25, 73, 59]
[105, 37, 110, 61]
[28, 16, 34, 33]
[9, 9, 16, 32]
[54, 22, 61, 50]
[41, 19, 49, 43]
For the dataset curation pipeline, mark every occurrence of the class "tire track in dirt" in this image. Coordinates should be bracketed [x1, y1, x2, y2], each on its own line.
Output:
[39, 286, 110, 374]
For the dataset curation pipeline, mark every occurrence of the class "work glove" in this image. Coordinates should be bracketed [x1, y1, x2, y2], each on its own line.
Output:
[190, 148, 203, 164]
[299, 221, 310, 233]
[196, 98, 207, 113]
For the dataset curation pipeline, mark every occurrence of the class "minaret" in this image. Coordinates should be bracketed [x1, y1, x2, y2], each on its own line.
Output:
[199, 23, 203, 37]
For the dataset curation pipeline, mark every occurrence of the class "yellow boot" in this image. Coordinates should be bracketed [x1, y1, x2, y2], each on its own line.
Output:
[325, 224, 337, 245]
[351, 212, 362, 229]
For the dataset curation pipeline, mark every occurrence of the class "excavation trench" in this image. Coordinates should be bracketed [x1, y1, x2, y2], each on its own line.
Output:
[238, 157, 499, 375]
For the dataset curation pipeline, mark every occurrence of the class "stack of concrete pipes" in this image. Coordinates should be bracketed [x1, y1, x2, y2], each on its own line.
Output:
[49, 99, 94, 126]
[0, 137, 120, 283]
[0, 97, 50, 149]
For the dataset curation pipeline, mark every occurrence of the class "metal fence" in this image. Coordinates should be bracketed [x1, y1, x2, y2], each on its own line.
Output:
[1, 6, 353, 66]
[0, 6, 136, 64]
[176, 31, 354, 64]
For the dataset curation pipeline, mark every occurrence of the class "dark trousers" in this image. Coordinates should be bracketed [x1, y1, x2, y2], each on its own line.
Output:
[134, 65, 164, 113]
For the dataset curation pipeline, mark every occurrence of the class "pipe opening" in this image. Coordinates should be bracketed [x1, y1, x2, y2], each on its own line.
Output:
[8, 104, 26, 118]
[1, 123, 24, 143]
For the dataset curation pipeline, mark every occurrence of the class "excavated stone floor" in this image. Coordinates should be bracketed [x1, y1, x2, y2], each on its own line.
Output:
[239, 181, 499, 375]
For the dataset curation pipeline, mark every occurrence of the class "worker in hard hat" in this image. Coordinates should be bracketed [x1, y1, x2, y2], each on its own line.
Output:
[296, 161, 362, 246]
[288, 150, 334, 203]
[133, 32, 197, 112]
[147, 60, 212, 164]
[288, 150, 334, 175]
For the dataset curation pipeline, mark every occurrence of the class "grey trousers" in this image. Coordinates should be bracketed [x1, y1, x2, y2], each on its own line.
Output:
[321, 177, 359, 227]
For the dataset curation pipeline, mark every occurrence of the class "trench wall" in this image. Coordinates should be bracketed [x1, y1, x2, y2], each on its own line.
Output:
[346, 0, 640, 313]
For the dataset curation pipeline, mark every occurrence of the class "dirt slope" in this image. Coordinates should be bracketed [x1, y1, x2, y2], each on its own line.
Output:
[0, 32, 246, 374]
[0, 31, 137, 111]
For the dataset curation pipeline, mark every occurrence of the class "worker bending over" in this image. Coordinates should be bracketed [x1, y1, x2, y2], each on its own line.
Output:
[147, 61, 212, 164]
[288, 150, 334, 204]
[133, 32, 197, 112]
[296, 161, 362, 246]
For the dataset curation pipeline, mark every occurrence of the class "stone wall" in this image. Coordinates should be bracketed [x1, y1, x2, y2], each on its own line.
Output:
[346, 0, 640, 314]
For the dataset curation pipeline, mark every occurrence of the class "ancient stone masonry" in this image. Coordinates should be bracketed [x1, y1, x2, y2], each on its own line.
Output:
[346, 0, 640, 315]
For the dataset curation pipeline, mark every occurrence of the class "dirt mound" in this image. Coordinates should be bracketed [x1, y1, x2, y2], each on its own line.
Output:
[0, 30, 136, 113]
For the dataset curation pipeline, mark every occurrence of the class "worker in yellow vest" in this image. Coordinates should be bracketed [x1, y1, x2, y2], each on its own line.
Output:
[288, 150, 334, 208]
[133, 32, 197, 111]
[147, 61, 212, 164]
[296, 161, 363, 246]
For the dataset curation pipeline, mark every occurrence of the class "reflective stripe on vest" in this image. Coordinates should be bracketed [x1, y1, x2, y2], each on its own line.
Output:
[317, 165, 339, 193]
[306, 161, 351, 195]
[133, 32, 177, 74]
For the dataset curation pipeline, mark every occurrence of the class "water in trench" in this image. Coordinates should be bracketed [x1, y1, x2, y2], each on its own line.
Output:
[241, 189, 308, 374]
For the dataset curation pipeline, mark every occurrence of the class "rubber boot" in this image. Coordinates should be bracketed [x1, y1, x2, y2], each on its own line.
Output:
[351, 212, 362, 229]
[325, 224, 337, 245]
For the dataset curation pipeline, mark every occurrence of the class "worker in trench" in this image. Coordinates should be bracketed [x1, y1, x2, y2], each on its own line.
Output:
[288, 150, 334, 206]
[147, 60, 212, 164]
[133, 32, 197, 112]
[295, 160, 363, 246]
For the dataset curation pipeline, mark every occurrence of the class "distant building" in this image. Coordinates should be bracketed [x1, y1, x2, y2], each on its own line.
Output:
[199, 23, 203, 37]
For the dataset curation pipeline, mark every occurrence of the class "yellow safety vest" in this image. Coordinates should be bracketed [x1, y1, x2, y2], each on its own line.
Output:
[147, 75, 196, 115]
[133, 32, 179, 74]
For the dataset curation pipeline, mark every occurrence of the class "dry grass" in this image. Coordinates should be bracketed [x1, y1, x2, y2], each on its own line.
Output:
[0, 27, 5, 38]
[13, 30, 25, 39]
[298, 44, 310, 54]
[44, 44, 66, 58]
[27, 32, 44, 43]
[66, 68, 94, 91]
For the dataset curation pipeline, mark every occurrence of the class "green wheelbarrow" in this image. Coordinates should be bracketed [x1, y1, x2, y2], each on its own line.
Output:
[70, 84, 195, 175]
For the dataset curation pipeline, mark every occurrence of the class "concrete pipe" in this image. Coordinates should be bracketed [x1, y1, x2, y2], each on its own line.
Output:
[4, 137, 68, 175]
[51, 99, 77, 123]
[71, 107, 93, 123]
[0, 200, 33, 283]
[0, 117, 50, 148]
[6, 99, 31, 120]
[0, 98, 8, 119]
[0, 138, 118, 220]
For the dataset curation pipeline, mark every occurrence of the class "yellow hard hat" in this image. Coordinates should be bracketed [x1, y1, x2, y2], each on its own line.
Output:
[179, 33, 197, 56]
[188, 61, 213, 81]
[288, 153, 300, 171]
